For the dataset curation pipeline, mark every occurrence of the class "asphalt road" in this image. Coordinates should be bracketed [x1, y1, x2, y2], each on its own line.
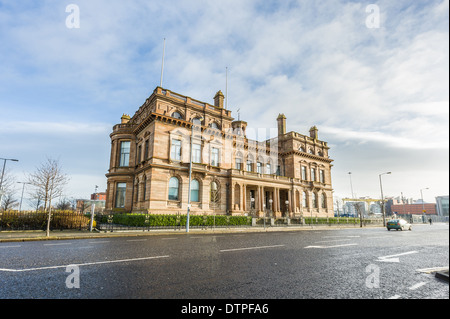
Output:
[0, 223, 448, 300]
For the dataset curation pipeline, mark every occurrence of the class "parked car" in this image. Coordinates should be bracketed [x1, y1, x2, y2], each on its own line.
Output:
[386, 219, 412, 231]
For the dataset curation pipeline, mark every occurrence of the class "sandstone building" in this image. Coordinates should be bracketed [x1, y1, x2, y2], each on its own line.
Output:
[105, 87, 334, 217]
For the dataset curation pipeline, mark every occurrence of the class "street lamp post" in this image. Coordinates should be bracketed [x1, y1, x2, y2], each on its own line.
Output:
[348, 172, 354, 199]
[420, 187, 429, 223]
[186, 118, 203, 233]
[17, 182, 31, 212]
[379, 172, 391, 227]
[0, 158, 19, 207]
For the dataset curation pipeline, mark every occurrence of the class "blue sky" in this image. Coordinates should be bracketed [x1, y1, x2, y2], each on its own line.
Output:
[0, 0, 448, 207]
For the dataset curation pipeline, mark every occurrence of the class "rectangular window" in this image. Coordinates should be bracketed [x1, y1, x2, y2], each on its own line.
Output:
[320, 169, 325, 183]
[137, 145, 142, 164]
[301, 166, 307, 180]
[311, 168, 316, 181]
[115, 182, 126, 208]
[192, 143, 201, 163]
[235, 158, 242, 170]
[119, 141, 130, 167]
[144, 139, 149, 159]
[257, 162, 263, 174]
[211, 147, 219, 166]
[266, 163, 271, 174]
[171, 139, 181, 161]
[247, 160, 253, 172]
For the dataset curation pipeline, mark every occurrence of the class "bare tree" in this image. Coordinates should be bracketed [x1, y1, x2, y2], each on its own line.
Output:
[27, 158, 69, 236]
[1, 191, 19, 211]
[0, 168, 16, 211]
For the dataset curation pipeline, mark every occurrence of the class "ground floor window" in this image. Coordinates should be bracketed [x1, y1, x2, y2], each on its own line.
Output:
[115, 182, 126, 208]
[168, 177, 179, 200]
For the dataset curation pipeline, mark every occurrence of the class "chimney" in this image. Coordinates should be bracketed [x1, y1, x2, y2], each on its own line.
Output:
[277, 113, 286, 136]
[214, 90, 224, 108]
[121, 114, 130, 124]
[309, 126, 318, 139]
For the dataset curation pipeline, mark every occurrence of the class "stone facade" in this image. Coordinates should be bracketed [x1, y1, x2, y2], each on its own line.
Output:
[105, 87, 334, 217]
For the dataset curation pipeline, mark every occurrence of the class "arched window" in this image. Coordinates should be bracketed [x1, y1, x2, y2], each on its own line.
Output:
[312, 192, 318, 208]
[321, 193, 327, 208]
[302, 191, 308, 208]
[168, 177, 179, 200]
[209, 122, 219, 129]
[299, 145, 305, 152]
[190, 179, 199, 202]
[172, 112, 182, 119]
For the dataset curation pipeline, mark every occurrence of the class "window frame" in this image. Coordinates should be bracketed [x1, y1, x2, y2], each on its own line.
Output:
[119, 141, 131, 167]
[170, 139, 182, 161]
[168, 177, 180, 201]
[115, 182, 127, 208]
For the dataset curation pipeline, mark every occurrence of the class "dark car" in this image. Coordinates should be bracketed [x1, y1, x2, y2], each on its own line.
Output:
[386, 219, 412, 231]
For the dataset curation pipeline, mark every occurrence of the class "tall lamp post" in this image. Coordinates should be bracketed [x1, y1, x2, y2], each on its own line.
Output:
[420, 187, 429, 223]
[17, 182, 31, 212]
[186, 117, 203, 232]
[0, 158, 19, 207]
[379, 171, 391, 226]
[348, 172, 355, 199]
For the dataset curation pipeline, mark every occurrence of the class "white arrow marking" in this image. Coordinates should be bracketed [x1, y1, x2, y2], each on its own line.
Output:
[377, 251, 418, 263]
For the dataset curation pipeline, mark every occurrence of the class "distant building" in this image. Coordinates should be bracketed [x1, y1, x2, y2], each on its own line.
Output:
[76, 192, 106, 213]
[390, 203, 437, 216]
[105, 87, 334, 217]
[436, 196, 449, 217]
[91, 192, 106, 201]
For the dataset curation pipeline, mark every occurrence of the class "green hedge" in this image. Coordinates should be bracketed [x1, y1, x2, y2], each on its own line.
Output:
[0, 211, 90, 230]
[96, 213, 252, 227]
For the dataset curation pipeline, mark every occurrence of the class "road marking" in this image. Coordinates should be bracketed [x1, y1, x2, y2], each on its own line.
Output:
[388, 295, 401, 299]
[127, 239, 147, 242]
[416, 266, 449, 274]
[161, 238, 177, 240]
[323, 235, 360, 238]
[0, 255, 170, 272]
[88, 241, 110, 244]
[377, 251, 418, 263]
[220, 245, 285, 252]
[304, 243, 358, 249]
[315, 239, 352, 243]
[409, 282, 427, 290]
[0, 245, 21, 249]
[43, 243, 72, 246]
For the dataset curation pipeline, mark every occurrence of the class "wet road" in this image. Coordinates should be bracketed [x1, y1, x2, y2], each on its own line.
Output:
[1, 224, 448, 299]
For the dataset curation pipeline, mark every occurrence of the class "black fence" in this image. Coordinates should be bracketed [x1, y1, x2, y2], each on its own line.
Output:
[0, 211, 90, 231]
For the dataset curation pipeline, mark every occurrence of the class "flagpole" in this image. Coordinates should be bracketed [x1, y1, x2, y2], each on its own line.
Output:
[225, 67, 228, 109]
[160, 38, 166, 87]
